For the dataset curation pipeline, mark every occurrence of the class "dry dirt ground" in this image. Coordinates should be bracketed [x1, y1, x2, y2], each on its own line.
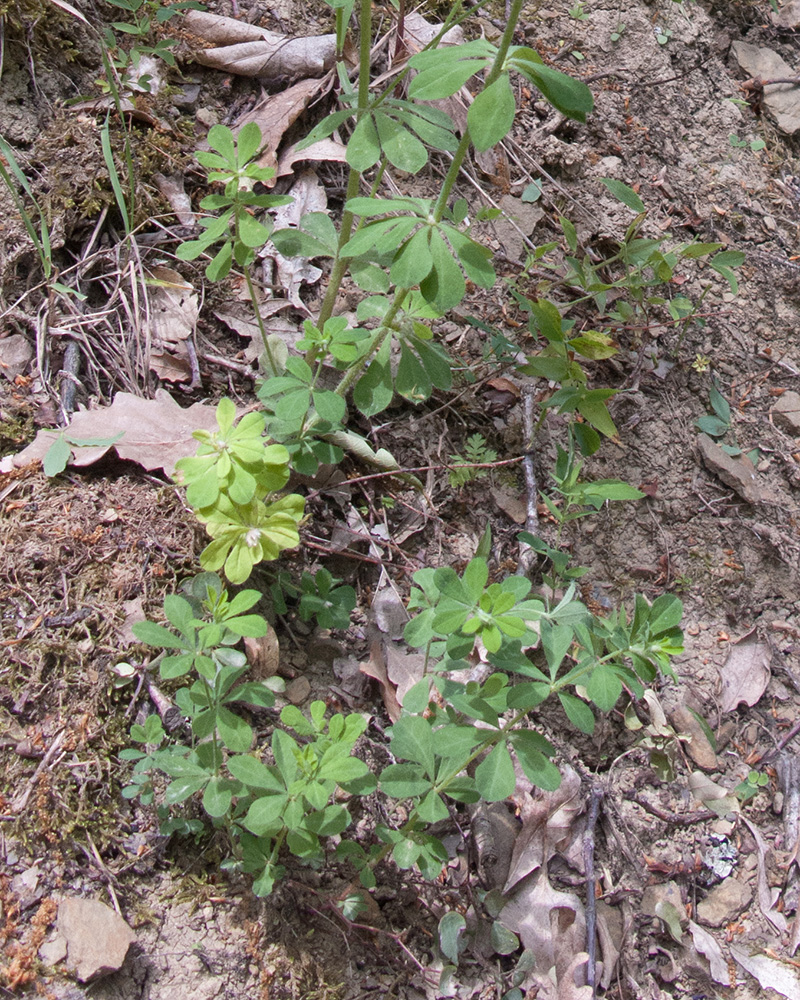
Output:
[2, 0, 800, 998]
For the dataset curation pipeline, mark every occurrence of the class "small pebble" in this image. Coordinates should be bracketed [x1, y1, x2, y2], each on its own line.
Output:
[285, 676, 311, 705]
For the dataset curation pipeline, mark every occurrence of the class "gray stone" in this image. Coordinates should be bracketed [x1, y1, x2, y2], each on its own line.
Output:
[285, 675, 311, 705]
[730, 42, 800, 135]
[696, 878, 753, 928]
[56, 897, 136, 982]
[696, 434, 761, 504]
[771, 391, 800, 435]
[772, 0, 800, 28]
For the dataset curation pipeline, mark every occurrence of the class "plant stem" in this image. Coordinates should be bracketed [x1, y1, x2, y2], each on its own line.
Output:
[316, 0, 373, 329]
[431, 0, 524, 222]
[333, 286, 410, 397]
[244, 266, 280, 377]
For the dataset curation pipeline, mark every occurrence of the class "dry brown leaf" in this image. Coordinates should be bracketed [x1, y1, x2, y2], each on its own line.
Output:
[245, 628, 281, 680]
[184, 11, 337, 79]
[144, 266, 198, 347]
[499, 871, 587, 988]
[687, 920, 731, 986]
[372, 585, 408, 641]
[213, 304, 299, 363]
[149, 347, 194, 384]
[236, 79, 327, 176]
[595, 901, 622, 990]
[275, 256, 322, 311]
[687, 772, 739, 817]
[504, 766, 584, 893]
[494, 194, 544, 262]
[532, 952, 594, 1000]
[12, 389, 220, 476]
[0, 334, 33, 380]
[730, 945, 800, 998]
[152, 173, 194, 227]
[263, 170, 327, 307]
[384, 644, 427, 706]
[275, 170, 328, 224]
[359, 642, 402, 722]
[740, 815, 788, 934]
[719, 630, 771, 711]
[278, 138, 348, 177]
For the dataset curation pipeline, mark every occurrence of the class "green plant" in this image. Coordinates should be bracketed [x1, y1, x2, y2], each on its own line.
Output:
[610, 21, 626, 41]
[175, 123, 294, 376]
[729, 134, 765, 153]
[123, 574, 375, 895]
[694, 378, 731, 439]
[448, 433, 498, 487]
[569, 1, 589, 20]
[0, 133, 88, 299]
[438, 900, 532, 996]
[173, 399, 305, 585]
[693, 377, 759, 463]
[121, 0, 690, 919]
[42, 430, 124, 477]
[101, 0, 203, 86]
[517, 180, 744, 449]
[298, 568, 357, 630]
[735, 769, 769, 802]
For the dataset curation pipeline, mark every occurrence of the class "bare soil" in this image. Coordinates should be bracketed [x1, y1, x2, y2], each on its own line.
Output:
[2, 0, 800, 998]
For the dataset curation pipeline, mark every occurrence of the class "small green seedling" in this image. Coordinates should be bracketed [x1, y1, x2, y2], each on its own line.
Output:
[735, 770, 769, 802]
[695, 378, 730, 439]
[729, 134, 766, 153]
[449, 434, 498, 487]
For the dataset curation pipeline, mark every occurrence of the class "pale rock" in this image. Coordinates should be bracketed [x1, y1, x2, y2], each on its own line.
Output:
[730, 42, 800, 134]
[285, 675, 311, 705]
[771, 390, 800, 435]
[772, 0, 800, 29]
[696, 434, 761, 504]
[696, 878, 753, 928]
[55, 897, 136, 982]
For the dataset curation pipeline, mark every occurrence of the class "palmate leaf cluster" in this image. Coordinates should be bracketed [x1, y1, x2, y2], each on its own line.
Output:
[123, 574, 377, 896]
[175, 399, 305, 585]
[175, 122, 292, 280]
[361, 554, 684, 874]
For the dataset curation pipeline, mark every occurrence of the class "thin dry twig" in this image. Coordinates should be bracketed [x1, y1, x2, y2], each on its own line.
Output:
[583, 785, 604, 999]
[517, 387, 538, 576]
[628, 793, 715, 826]
[304, 455, 524, 501]
[8, 729, 66, 815]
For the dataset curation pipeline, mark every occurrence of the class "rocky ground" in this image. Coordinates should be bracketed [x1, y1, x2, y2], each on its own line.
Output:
[2, 0, 800, 997]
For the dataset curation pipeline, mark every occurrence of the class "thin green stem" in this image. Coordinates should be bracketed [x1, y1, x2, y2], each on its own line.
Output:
[333, 286, 410, 397]
[432, 0, 524, 222]
[244, 266, 280, 377]
[316, 0, 373, 330]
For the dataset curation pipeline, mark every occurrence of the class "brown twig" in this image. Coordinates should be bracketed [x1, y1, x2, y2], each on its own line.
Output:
[628, 793, 714, 825]
[9, 729, 66, 815]
[304, 455, 525, 502]
[583, 785, 604, 999]
[754, 718, 800, 766]
[517, 388, 539, 576]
